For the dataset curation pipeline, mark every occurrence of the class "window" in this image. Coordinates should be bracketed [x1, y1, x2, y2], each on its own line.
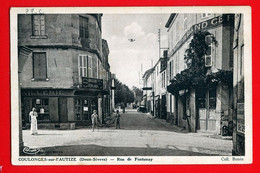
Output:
[32, 98, 49, 121]
[32, 15, 45, 36]
[78, 55, 88, 77]
[162, 73, 164, 88]
[169, 61, 172, 80]
[92, 57, 97, 78]
[88, 56, 92, 78]
[201, 13, 212, 19]
[205, 43, 212, 67]
[33, 52, 47, 80]
[209, 87, 216, 109]
[79, 16, 89, 38]
[197, 90, 206, 109]
[175, 53, 179, 74]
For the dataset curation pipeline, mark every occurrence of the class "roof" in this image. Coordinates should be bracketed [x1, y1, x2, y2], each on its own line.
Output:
[142, 68, 155, 79]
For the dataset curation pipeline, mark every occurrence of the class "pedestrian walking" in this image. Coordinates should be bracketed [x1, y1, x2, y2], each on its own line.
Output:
[115, 110, 120, 129]
[29, 107, 38, 135]
[91, 110, 99, 132]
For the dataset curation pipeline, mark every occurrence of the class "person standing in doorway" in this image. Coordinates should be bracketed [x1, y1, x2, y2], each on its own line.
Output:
[29, 107, 38, 135]
[91, 110, 99, 132]
[115, 110, 120, 129]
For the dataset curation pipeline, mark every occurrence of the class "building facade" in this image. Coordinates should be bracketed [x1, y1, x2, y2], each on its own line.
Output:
[232, 14, 245, 155]
[165, 13, 234, 134]
[142, 52, 167, 119]
[18, 14, 112, 129]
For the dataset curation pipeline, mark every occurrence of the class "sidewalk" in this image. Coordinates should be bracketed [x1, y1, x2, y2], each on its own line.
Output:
[146, 113, 189, 133]
[146, 113, 232, 140]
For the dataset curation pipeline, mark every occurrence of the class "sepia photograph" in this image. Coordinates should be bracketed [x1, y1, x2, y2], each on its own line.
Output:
[11, 7, 252, 165]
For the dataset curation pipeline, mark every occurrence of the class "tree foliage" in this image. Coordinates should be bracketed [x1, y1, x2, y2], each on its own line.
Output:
[114, 78, 135, 106]
[132, 86, 143, 104]
[168, 31, 232, 94]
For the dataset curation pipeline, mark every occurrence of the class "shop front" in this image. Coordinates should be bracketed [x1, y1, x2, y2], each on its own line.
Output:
[21, 89, 76, 129]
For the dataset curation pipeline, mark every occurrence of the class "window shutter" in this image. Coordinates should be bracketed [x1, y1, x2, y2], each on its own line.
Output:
[33, 53, 47, 79]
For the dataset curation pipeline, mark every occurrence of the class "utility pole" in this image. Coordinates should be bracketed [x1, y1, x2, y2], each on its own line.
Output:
[158, 29, 161, 58]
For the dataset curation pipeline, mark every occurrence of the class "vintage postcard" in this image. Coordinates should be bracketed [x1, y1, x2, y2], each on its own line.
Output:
[11, 6, 252, 165]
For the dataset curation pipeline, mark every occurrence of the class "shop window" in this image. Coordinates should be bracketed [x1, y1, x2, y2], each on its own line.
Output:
[78, 55, 88, 77]
[75, 99, 82, 120]
[32, 15, 45, 36]
[197, 90, 206, 108]
[209, 88, 216, 109]
[32, 98, 49, 121]
[75, 98, 91, 121]
[33, 52, 47, 80]
[79, 16, 89, 38]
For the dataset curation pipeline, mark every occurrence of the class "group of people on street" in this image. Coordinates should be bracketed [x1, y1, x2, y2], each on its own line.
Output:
[28, 107, 121, 135]
[91, 109, 120, 131]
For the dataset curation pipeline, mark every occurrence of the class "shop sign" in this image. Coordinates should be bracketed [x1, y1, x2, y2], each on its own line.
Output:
[143, 87, 152, 90]
[82, 77, 103, 90]
[193, 14, 234, 31]
[237, 103, 245, 134]
[22, 89, 63, 96]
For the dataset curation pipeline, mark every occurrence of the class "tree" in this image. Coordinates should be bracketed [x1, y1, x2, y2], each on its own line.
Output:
[168, 31, 232, 93]
[114, 79, 134, 106]
[132, 86, 143, 105]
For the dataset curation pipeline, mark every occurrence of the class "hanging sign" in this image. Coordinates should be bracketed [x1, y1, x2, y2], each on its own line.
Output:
[82, 77, 103, 90]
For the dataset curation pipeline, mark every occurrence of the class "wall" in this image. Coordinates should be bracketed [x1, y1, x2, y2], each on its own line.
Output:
[20, 48, 74, 88]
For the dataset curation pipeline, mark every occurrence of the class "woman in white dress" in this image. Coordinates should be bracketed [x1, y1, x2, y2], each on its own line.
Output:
[29, 107, 38, 135]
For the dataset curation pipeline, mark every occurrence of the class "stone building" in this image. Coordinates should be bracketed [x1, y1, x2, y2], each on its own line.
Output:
[142, 67, 154, 114]
[142, 52, 167, 119]
[232, 14, 245, 155]
[165, 13, 234, 134]
[18, 14, 112, 129]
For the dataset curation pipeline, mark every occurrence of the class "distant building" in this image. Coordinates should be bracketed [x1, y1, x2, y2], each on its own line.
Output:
[142, 67, 154, 114]
[18, 14, 112, 129]
[165, 13, 234, 134]
[142, 51, 167, 119]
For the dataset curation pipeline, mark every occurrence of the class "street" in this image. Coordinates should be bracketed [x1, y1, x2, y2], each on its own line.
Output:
[22, 109, 232, 156]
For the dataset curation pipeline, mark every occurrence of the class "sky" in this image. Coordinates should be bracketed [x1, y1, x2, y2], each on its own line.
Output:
[102, 14, 170, 89]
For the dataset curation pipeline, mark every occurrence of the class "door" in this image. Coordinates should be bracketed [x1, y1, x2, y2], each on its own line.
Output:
[175, 95, 179, 125]
[196, 87, 217, 131]
[59, 97, 68, 123]
[161, 95, 167, 119]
